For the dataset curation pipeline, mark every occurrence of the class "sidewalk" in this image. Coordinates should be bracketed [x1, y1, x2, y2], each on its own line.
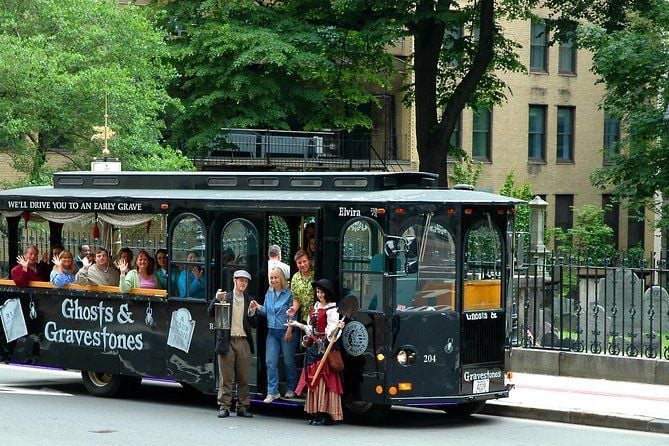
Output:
[482, 372, 669, 434]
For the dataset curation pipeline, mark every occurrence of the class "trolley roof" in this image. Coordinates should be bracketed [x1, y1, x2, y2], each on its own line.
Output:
[0, 171, 522, 212]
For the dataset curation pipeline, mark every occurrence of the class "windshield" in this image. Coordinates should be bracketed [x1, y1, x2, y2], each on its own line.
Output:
[396, 219, 456, 312]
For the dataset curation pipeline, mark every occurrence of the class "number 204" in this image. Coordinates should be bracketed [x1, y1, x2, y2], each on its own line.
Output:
[423, 354, 436, 363]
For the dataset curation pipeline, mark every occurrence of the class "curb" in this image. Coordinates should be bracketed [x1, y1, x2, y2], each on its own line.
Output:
[481, 402, 669, 434]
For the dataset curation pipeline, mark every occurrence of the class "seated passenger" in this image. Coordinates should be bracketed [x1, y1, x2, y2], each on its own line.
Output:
[178, 251, 205, 298]
[221, 247, 235, 265]
[39, 243, 63, 272]
[11, 245, 49, 287]
[74, 244, 91, 270]
[50, 250, 77, 287]
[116, 247, 133, 270]
[155, 248, 168, 289]
[118, 249, 160, 292]
[76, 247, 120, 286]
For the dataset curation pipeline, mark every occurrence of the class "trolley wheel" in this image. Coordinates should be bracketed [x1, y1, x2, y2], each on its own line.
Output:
[81, 371, 140, 397]
[81, 371, 122, 397]
[343, 399, 390, 424]
[442, 401, 486, 417]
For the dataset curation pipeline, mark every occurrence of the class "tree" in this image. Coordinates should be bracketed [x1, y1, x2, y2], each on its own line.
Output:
[554, 205, 616, 262]
[0, 0, 192, 186]
[402, 0, 531, 187]
[154, 0, 396, 153]
[583, 0, 669, 228]
[499, 170, 534, 236]
[156, 1, 532, 170]
[449, 153, 483, 186]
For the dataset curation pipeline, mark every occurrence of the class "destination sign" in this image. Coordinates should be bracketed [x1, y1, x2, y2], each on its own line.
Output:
[1, 199, 157, 213]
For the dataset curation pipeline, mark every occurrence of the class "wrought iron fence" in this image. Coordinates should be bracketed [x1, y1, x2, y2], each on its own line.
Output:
[510, 248, 669, 361]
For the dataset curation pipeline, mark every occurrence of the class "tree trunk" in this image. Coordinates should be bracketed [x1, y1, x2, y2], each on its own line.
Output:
[33, 131, 48, 183]
[413, 3, 446, 182]
[412, 0, 496, 188]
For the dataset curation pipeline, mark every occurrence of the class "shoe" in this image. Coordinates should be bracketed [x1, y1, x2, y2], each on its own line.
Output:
[284, 390, 297, 399]
[311, 415, 335, 426]
[310, 417, 326, 426]
[237, 410, 253, 418]
[217, 408, 230, 418]
[263, 393, 280, 403]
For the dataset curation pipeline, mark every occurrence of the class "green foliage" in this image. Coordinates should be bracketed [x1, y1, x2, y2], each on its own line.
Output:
[579, 1, 669, 227]
[268, 216, 291, 256]
[499, 170, 534, 235]
[554, 205, 616, 262]
[449, 154, 483, 187]
[622, 242, 646, 268]
[156, 0, 396, 153]
[0, 0, 192, 185]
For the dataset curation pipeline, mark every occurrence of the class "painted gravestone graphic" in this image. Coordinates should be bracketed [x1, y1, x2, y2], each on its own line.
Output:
[1, 298, 28, 343]
[167, 308, 196, 353]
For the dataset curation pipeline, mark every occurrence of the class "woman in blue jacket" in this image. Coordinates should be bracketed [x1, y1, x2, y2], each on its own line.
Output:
[50, 250, 77, 287]
[250, 267, 299, 403]
[178, 251, 205, 298]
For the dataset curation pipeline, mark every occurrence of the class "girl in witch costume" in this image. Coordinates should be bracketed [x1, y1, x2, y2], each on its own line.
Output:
[288, 278, 345, 425]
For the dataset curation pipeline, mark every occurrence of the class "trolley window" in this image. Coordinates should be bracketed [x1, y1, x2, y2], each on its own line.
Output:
[463, 217, 503, 311]
[340, 218, 384, 311]
[170, 214, 206, 299]
[219, 219, 259, 295]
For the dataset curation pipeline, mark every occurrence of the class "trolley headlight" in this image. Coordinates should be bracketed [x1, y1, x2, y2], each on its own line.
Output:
[396, 348, 416, 366]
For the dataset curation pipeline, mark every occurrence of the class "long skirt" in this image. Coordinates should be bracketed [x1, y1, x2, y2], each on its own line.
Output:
[296, 358, 343, 421]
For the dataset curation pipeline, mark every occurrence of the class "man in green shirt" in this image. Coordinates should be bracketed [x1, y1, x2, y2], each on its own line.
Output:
[290, 249, 314, 322]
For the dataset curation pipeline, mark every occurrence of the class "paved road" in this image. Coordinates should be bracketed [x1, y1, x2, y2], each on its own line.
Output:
[0, 364, 666, 446]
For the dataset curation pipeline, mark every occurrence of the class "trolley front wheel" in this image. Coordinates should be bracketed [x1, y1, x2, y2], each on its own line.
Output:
[442, 401, 486, 417]
[343, 399, 390, 424]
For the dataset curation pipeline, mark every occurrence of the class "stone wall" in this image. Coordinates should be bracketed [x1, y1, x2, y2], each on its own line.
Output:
[508, 348, 669, 385]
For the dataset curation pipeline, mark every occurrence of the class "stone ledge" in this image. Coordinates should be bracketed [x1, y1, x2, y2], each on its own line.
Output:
[508, 348, 666, 385]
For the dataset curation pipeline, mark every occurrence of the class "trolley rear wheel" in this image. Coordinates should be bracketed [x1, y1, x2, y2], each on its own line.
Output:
[81, 371, 141, 397]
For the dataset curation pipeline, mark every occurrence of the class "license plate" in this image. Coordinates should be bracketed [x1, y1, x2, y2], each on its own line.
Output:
[473, 378, 489, 394]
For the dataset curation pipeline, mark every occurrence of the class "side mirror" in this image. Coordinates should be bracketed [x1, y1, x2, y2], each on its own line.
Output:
[384, 239, 400, 258]
[384, 235, 419, 275]
[404, 236, 418, 274]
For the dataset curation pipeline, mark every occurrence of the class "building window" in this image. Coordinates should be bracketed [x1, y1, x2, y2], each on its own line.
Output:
[472, 109, 491, 161]
[554, 195, 574, 247]
[450, 115, 461, 151]
[557, 106, 574, 162]
[530, 21, 548, 72]
[603, 112, 620, 164]
[528, 105, 546, 161]
[558, 35, 576, 74]
[627, 206, 645, 250]
[602, 195, 619, 250]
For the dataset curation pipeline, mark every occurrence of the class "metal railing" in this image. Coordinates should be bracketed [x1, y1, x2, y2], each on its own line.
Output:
[510, 248, 669, 361]
[191, 128, 404, 171]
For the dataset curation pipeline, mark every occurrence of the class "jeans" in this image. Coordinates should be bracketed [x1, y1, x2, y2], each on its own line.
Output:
[265, 328, 298, 395]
